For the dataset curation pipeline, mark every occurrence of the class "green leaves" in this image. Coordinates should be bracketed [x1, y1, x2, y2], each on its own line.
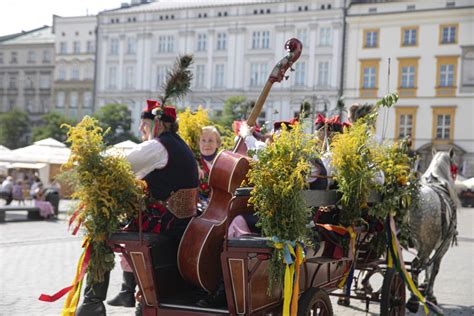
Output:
[0, 108, 30, 149]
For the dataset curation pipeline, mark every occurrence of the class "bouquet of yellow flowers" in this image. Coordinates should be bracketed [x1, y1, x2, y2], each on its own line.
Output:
[62, 116, 146, 283]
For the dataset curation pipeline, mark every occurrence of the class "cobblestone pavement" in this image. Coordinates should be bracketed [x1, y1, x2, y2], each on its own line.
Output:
[0, 201, 472, 315]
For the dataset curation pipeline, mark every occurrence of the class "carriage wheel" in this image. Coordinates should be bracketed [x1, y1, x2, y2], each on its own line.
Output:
[380, 268, 406, 316]
[297, 288, 333, 316]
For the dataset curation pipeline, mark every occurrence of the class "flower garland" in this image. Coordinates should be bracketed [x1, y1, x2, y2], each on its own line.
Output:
[177, 106, 212, 156]
[61, 116, 146, 284]
[246, 123, 317, 290]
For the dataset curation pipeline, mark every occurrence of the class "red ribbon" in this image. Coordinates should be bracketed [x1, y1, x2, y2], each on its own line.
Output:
[38, 242, 91, 302]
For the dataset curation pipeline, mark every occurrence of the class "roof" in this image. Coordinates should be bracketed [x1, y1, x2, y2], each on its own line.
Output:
[0, 138, 70, 164]
[0, 145, 10, 151]
[102, 0, 283, 14]
[0, 26, 54, 45]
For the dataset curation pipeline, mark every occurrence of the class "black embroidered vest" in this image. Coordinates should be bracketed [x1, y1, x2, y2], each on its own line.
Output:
[143, 132, 198, 201]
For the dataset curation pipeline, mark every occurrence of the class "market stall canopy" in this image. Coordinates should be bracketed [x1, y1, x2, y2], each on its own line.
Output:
[0, 145, 10, 152]
[106, 140, 138, 156]
[0, 138, 70, 164]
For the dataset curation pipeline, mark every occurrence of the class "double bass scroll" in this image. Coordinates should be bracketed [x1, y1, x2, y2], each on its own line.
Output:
[177, 38, 303, 292]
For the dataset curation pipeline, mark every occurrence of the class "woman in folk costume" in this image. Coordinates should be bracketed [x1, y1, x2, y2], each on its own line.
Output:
[197, 126, 221, 204]
[77, 55, 197, 316]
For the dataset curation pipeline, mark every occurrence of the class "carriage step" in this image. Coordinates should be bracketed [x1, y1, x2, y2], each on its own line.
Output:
[160, 303, 229, 314]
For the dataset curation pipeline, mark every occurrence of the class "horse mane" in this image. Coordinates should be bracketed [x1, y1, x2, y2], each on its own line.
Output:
[422, 151, 458, 205]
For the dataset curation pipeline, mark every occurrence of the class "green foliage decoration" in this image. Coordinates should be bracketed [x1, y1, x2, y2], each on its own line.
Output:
[246, 123, 318, 289]
[93, 104, 139, 145]
[32, 111, 76, 142]
[61, 116, 146, 284]
[0, 108, 30, 149]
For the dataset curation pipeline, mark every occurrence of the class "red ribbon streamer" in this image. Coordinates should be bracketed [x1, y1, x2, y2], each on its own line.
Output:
[38, 242, 91, 302]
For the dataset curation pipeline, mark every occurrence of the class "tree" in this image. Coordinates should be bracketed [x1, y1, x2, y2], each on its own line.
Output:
[0, 108, 31, 149]
[31, 111, 76, 143]
[93, 104, 139, 145]
[214, 96, 254, 128]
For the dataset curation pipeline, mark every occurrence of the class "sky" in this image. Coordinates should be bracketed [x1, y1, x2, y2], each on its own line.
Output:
[0, 0, 124, 37]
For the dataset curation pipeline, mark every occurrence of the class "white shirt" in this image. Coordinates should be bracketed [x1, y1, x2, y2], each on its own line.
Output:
[126, 139, 169, 179]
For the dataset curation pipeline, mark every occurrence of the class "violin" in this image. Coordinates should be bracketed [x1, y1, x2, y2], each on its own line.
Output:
[177, 38, 303, 292]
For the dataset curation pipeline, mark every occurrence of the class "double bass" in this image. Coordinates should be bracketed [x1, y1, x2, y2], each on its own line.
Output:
[178, 38, 303, 292]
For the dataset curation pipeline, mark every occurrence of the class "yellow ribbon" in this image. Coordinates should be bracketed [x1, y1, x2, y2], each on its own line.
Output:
[389, 229, 429, 315]
[61, 238, 89, 316]
[290, 243, 303, 316]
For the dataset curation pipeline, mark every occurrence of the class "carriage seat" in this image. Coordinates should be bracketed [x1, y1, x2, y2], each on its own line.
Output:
[227, 235, 272, 249]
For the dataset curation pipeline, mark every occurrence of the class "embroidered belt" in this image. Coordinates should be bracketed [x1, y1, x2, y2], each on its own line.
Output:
[165, 187, 199, 219]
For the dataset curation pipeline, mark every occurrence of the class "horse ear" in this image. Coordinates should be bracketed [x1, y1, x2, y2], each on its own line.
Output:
[432, 147, 437, 156]
[449, 147, 454, 159]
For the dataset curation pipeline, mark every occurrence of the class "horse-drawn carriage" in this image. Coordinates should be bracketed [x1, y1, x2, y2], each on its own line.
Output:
[104, 38, 456, 316]
[107, 186, 411, 316]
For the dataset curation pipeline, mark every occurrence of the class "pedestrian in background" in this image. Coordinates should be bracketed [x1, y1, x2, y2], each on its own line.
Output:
[0, 176, 14, 205]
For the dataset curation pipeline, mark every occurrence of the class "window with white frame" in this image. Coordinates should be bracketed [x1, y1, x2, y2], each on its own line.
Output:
[363, 66, 376, 88]
[250, 63, 268, 86]
[197, 34, 207, 51]
[158, 35, 175, 53]
[108, 66, 117, 89]
[73, 41, 81, 54]
[70, 92, 78, 108]
[195, 64, 206, 87]
[156, 65, 168, 88]
[43, 50, 51, 63]
[296, 29, 308, 47]
[56, 92, 65, 108]
[40, 74, 51, 89]
[436, 114, 451, 139]
[262, 31, 270, 48]
[441, 25, 456, 44]
[60, 42, 67, 54]
[364, 30, 378, 48]
[109, 38, 119, 55]
[58, 66, 66, 80]
[84, 65, 93, 80]
[127, 38, 136, 54]
[25, 75, 34, 89]
[252, 31, 270, 49]
[398, 114, 413, 139]
[401, 66, 415, 88]
[403, 28, 417, 46]
[27, 51, 36, 63]
[318, 61, 330, 86]
[214, 64, 225, 87]
[83, 91, 93, 108]
[10, 52, 17, 64]
[125, 66, 135, 88]
[439, 64, 454, 87]
[71, 67, 80, 80]
[87, 41, 95, 53]
[8, 75, 17, 88]
[319, 27, 332, 46]
[216, 32, 227, 51]
[167, 35, 175, 53]
[294, 62, 306, 86]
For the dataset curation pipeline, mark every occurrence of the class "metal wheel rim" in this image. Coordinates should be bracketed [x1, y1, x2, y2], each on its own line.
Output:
[388, 273, 406, 315]
[310, 298, 330, 316]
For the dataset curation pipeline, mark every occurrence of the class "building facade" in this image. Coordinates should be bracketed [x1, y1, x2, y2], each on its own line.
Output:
[0, 26, 55, 132]
[343, 0, 474, 176]
[95, 0, 346, 134]
[52, 15, 97, 120]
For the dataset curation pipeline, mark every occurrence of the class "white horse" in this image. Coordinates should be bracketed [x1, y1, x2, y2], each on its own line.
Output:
[406, 149, 458, 311]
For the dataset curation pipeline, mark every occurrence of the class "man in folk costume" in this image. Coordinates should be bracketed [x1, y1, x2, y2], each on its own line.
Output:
[105, 99, 160, 309]
[77, 56, 198, 316]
